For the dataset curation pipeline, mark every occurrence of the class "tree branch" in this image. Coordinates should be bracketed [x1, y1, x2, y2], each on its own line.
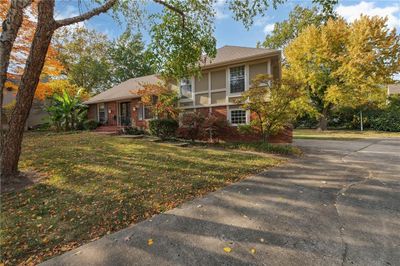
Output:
[153, 0, 186, 27]
[54, 0, 117, 28]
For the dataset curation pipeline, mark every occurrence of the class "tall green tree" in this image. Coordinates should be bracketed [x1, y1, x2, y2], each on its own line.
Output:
[53, 27, 112, 94]
[285, 16, 400, 130]
[262, 0, 338, 49]
[1, 0, 286, 179]
[109, 31, 153, 85]
[262, 6, 324, 49]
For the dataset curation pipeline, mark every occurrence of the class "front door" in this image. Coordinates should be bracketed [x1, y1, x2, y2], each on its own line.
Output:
[119, 102, 131, 126]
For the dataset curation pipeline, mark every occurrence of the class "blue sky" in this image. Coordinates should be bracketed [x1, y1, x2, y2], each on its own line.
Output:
[55, 0, 400, 48]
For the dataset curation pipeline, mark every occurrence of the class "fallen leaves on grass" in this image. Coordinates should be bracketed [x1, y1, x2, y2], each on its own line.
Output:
[1, 132, 280, 265]
[223, 247, 232, 253]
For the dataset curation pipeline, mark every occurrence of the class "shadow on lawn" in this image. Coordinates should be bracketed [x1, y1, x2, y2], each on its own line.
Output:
[41, 146, 400, 265]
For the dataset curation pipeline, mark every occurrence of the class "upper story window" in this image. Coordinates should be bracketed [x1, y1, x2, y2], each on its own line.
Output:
[230, 66, 245, 93]
[180, 78, 192, 99]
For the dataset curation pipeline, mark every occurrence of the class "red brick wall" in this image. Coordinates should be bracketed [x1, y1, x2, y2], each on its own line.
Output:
[131, 98, 148, 129]
[267, 126, 293, 143]
[211, 106, 227, 119]
[88, 104, 97, 120]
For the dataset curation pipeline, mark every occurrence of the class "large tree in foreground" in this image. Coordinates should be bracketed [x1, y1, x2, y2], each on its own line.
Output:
[1, 0, 286, 179]
[284, 16, 400, 130]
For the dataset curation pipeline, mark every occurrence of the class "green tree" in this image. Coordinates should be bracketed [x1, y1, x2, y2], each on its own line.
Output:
[238, 75, 307, 142]
[109, 31, 154, 85]
[262, 0, 338, 49]
[262, 6, 324, 49]
[285, 16, 400, 130]
[53, 27, 112, 94]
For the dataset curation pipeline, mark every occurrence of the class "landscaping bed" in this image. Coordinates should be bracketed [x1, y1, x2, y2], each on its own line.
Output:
[0, 132, 282, 265]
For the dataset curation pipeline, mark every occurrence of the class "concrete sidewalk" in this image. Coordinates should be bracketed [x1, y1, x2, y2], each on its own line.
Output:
[41, 138, 400, 266]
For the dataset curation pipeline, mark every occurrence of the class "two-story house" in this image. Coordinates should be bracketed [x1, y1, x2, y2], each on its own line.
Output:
[84, 45, 291, 142]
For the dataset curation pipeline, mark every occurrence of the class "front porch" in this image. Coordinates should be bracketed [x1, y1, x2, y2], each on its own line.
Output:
[87, 98, 150, 129]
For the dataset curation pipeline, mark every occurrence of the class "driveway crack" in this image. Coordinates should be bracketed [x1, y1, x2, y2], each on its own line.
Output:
[333, 141, 378, 266]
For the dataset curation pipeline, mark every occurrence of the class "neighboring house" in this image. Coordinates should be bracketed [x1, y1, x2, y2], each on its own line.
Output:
[387, 84, 400, 95]
[84, 45, 291, 142]
[2, 87, 48, 130]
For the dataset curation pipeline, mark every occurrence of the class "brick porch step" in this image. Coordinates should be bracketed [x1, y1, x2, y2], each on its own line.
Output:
[94, 126, 123, 133]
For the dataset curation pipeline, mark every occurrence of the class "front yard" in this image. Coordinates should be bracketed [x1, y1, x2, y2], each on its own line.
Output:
[0, 132, 281, 265]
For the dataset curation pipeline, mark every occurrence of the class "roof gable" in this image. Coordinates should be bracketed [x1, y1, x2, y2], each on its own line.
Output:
[84, 74, 162, 104]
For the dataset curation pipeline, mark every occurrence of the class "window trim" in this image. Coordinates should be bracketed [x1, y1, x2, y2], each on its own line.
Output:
[97, 103, 107, 124]
[228, 108, 249, 126]
[229, 65, 245, 94]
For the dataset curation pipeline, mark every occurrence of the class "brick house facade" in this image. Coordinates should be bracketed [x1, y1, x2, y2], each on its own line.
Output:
[85, 46, 292, 143]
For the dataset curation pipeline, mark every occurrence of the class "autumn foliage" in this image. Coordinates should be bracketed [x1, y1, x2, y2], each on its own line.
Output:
[0, 1, 63, 100]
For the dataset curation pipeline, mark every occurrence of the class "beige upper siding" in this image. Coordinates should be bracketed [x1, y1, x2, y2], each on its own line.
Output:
[249, 62, 268, 83]
[195, 72, 208, 92]
[211, 70, 226, 91]
[195, 93, 209, 106]
[182, 53, 281, 109]
[388, 84, 400, 95]
[211, 91, 226, 104]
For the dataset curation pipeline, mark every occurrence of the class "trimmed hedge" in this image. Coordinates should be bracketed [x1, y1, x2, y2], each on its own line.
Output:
[149, 119, 179, 140]
[84, 120, 100, 130]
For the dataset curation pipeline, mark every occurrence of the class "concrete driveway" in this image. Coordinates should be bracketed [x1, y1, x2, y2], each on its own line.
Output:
[41, 138, 400, 266]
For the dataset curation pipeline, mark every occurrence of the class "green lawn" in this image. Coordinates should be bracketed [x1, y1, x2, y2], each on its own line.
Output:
[294, 129, 400, 140]
[0, 132, 281, 265]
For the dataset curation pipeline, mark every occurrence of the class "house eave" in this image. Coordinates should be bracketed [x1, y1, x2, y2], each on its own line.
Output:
[83, 95, 141, 105]
[201, 50, 281, 70]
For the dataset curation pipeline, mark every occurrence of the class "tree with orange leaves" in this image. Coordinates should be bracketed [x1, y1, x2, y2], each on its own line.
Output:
[136, 80, 180, 120]
[0, 1, 63, 102]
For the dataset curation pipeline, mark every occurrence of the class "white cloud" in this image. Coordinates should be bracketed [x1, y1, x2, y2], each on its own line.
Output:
[54, 5, 79, 20]
[263, 23, 275, 34]
[336, 1, 400, 29]
[254, 16, 271, 27]
[214, 0, 228, 20]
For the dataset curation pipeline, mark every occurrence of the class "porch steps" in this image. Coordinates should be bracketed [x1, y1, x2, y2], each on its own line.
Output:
[94, 126, 123, 134]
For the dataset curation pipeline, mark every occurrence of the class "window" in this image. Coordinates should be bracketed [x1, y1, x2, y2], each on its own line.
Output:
[138, 103, 154, 120]
[180, 78, 192, 99]
[98, 103, 106, 123]
[144, 105, 153, 119]
[230, 109, 247, 125]
[138, 103, 144, 120]
[230, 66, 245, 93]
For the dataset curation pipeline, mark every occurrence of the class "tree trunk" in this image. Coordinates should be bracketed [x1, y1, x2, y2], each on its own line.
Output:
[1, 0, 56, 179]
[317, 107, 329, 131]
[0, 0, 31, 148]
[0, 0, 117, 180]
